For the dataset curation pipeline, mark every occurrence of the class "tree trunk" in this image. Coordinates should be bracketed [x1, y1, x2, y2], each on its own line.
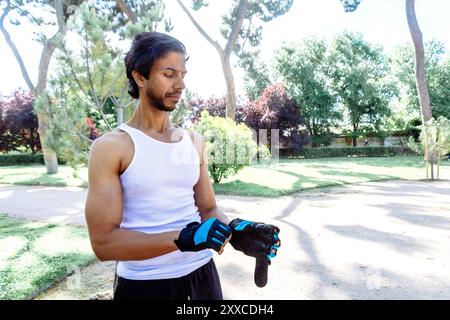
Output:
[406, 0, 434, 179]
[1, 0, 68, 174]
[405, 0, 432, 124]
[34, 36, 64, 174]
[35, 93, 59, 173]
[175, 0, 248, 120]
[219, 52, 237, 121]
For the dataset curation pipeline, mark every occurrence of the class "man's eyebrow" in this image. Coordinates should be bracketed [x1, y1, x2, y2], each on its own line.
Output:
[162, 67, 187, 73]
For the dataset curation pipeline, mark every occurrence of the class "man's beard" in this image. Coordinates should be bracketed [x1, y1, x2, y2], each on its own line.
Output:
[145, 87, 176, 112]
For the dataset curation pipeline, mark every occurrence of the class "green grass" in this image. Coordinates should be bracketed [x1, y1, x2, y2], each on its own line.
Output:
[0, 214, 95, 300]
[0, 165, 88, 187]
[213, 156, 450, 197]
[0, 156, 448, 197]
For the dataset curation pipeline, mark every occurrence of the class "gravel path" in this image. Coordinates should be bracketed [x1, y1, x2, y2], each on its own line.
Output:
[1, 180, 449, 300]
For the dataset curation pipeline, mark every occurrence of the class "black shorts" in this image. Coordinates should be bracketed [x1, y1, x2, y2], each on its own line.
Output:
[113, 259, 223, 300]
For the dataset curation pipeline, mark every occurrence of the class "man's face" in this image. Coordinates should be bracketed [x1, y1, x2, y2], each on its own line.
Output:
[142, 51, 187, 112]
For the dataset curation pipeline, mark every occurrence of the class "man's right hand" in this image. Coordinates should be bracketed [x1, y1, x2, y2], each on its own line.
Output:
[174, 217, 232, 253]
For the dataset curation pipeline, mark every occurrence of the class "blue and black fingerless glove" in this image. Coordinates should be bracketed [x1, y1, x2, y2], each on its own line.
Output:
[229, 218, 280, 261]
[175, 217, 232, 253]
[229, 218, 280, 287]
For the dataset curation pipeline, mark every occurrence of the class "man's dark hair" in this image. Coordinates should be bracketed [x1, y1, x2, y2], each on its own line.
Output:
[124, 32, 187, 99]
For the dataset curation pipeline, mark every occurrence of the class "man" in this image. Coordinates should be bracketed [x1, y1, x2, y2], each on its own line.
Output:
[364, 139, 369, 147]
[85, 32, 280, 300]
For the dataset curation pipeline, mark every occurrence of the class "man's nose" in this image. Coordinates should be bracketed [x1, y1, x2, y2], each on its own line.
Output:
[174, 74, 185, 90]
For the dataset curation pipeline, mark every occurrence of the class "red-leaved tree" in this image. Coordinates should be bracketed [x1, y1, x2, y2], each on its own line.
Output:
[242, 84, 309, 153]
[0, 90, 41, 153]
[86, 117, 101, 141]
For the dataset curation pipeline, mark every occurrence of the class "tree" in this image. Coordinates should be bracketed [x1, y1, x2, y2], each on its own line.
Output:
[1, 0, 170, 171]
[243, 57, 271, 101]
[407, 116, 450, 180]
[390, 40, 450, 120]
[242, 84, 307, 155]
[41, 0, 170, 166]
[44, 1, 171, 165]
[37, 2, 124, 166]
[340, 0, 434, 124]
[51, 2, 132, 130]
[1, 0, 82, 173]
[339, 0, 437, 178]
[275, 37, 339, 147]
[175, 0, 293, 120]
[405, 0, 432, 124]
[97, 0, 172, 39]
[0, 90, 41, 153]
[329, 32, 396, 147]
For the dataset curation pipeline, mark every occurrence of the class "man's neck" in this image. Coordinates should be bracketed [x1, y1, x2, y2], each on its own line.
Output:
[127, 100, 172, 133]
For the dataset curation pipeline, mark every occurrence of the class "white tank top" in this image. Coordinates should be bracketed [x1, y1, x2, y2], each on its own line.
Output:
[116, 123, 212, 280]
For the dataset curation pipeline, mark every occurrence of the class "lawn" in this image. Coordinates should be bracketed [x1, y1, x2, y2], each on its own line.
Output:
[0, 165, 88, 187]
[0, 214, 95, 300]
[0, 156, 448, 197]
[214, 156, 450, 197]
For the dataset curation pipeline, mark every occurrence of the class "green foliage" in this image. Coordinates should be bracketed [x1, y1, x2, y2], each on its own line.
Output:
[275, 37, 339, 145]
[45, 2, 142, 165]
[329, 32, 397, 140]
[243, 57, 271, 101]
[54, 2, 133, 129]
[0, 0, 84, 43]
[0, 153, 65, 166]
[339, 0, 362, 12]
[170, 100, 192, 128]
[284, 146, 414, 159]
[93, 0, 171, 38]
[408, 116, 450, 160]
[34, 91, 92, 166]
[122, 2, 170, 38]
[390, 40, 450, 119]
[195, 110, 264, 183]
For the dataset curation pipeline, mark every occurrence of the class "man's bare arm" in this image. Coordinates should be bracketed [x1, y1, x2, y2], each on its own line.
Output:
[85, 134, 180, 261]
[191, 132, 230, 225]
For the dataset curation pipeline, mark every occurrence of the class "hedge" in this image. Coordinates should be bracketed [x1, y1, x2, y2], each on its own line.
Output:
[0, 153, 66, 166]
[1, 147, 417, 166]
[281, 146, 416, 159]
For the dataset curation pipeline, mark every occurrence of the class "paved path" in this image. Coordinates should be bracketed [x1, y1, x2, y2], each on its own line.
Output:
[1, 180, 450, 299]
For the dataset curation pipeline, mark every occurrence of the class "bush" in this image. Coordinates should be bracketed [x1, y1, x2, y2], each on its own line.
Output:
[407, 116, 450, 161]
[281, 146, 415, 159]
[0, 153, 66, 166]
[195, 111, 264, 183]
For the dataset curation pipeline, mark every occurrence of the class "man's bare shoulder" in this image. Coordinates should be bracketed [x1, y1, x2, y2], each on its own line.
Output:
[91, 129, 129, 151]
[89, 129, 131, 166]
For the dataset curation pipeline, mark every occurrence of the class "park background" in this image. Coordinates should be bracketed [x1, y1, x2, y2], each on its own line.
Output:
[0, 0, 449, 300]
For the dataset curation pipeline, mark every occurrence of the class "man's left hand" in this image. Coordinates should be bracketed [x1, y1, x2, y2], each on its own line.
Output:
[228, 218, 280, 263]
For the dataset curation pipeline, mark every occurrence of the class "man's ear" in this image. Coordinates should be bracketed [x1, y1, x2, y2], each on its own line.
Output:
[131, 70, 145, 88]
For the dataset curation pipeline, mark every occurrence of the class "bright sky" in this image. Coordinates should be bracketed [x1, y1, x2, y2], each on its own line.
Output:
[1, 0, 449, 98]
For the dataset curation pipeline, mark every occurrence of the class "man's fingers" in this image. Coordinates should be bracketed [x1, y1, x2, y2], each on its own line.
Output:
[218, 234, 232, 255]
[217, 223, 232, 238]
